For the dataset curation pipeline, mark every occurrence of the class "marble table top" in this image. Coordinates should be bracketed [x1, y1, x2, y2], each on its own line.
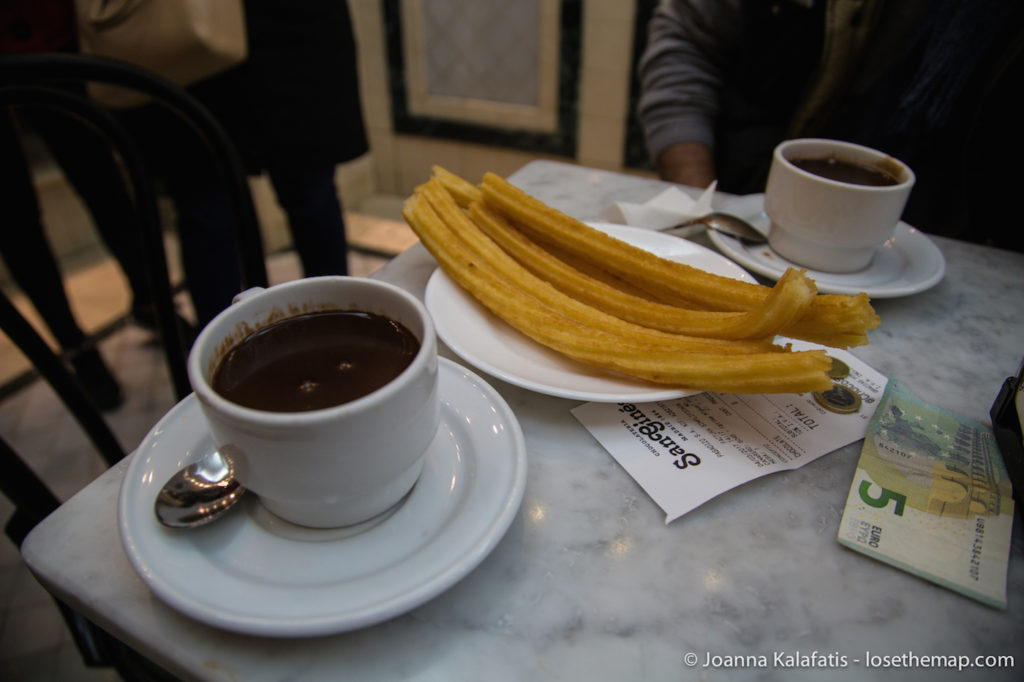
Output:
[22, 161, 1023, 681]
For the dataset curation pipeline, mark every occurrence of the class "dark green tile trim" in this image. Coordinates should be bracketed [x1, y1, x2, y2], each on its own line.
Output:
[624, 0, 658, 170]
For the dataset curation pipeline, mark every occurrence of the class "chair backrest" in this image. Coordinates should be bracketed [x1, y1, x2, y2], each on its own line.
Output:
[0, 299, 130, 671]
[2, 432, 172, 678]
[0, 52, 269, 399]
[0, 290, 125, 466]
[0, 53, 265, 680]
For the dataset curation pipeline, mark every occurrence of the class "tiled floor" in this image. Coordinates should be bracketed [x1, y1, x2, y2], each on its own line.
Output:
[0, 205, 414, 681]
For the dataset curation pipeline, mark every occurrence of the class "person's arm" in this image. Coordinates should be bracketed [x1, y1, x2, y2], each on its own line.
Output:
[654, 141, 716, 188]
[637, 0, 743, 186]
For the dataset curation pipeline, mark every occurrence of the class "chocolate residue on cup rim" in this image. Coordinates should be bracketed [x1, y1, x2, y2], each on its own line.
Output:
[876, 156, 907, 182]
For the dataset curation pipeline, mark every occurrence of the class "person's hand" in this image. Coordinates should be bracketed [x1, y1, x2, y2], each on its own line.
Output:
[655, 142, 716, 188]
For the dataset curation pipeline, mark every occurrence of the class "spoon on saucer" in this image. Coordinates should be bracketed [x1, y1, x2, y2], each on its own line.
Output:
[154, 451, 245, 529]
[664, 212, 767, 245]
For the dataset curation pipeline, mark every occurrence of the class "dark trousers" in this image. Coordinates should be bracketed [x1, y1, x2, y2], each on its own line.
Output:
[0, 104, 144, 350]
[268, 162, 349, 278]
[165, 160, 348, 328]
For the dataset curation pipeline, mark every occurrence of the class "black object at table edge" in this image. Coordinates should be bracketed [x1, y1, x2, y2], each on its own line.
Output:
[990, 356, 1024, 525]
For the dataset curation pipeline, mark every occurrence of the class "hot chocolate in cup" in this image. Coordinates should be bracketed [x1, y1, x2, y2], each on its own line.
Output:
[764, 138, 915, 273]
[187, 276, 440, 528]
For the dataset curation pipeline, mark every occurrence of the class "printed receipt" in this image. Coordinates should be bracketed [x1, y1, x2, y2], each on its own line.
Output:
[571, 342, 888, 523]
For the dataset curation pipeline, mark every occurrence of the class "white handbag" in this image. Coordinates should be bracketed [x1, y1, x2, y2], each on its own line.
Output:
[75, 0, 248, 107]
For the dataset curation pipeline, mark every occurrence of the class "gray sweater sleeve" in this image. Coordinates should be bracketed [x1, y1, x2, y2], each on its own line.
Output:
[637, 0, 744, 162]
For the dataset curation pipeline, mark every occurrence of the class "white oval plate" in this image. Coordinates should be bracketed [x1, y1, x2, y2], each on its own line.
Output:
[425, 222, 757, 403]
[709, 195, 946, 298]
[118, 358, 526, 638]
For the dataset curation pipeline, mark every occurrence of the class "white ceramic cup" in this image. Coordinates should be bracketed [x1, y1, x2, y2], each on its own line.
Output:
[187, 276, 440, 528]
[764, 138, 915, 273]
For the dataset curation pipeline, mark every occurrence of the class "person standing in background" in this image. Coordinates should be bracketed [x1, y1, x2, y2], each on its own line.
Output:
[119, 0, 369, 327]
[0, 109, 126, 410]
[1, 0, 153, 410]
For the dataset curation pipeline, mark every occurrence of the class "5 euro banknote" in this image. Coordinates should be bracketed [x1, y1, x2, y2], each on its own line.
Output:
[838, 380, 1014, 608]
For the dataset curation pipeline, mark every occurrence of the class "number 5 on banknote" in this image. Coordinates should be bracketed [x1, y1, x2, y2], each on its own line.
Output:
[858, 481, 906, 516]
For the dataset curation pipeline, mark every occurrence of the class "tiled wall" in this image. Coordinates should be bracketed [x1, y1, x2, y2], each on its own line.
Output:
[346, 0, 656, 200]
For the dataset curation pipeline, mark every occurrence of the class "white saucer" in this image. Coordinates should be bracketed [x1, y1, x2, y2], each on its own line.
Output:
[118, 358, 527, 638]
[425, 222, 758, 403]
[708, 195, 945, 298]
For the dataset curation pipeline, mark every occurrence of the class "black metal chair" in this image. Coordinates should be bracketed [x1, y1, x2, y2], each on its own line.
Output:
[1, 434, 179, 680]
[0, 52, 269, 399]
[0, 53, 270, 681]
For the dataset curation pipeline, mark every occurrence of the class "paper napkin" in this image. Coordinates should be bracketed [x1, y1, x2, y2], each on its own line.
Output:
[599, 182, 717, 230]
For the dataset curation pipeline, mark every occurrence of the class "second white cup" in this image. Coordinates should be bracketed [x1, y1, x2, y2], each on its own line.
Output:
[764, 138, 915, 273]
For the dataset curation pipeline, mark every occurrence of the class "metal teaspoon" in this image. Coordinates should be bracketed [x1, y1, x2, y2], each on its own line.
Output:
[154, 451, 245, 529]
[665, 212, 767, 245]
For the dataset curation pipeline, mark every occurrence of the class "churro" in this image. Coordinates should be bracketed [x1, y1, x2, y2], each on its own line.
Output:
[479, 171, 880, 346]
[469, 201, 817, 340]
[402, 173, 838, 394]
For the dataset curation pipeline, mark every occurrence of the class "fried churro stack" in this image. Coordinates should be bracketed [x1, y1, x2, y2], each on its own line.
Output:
[402, 167, 881, 394]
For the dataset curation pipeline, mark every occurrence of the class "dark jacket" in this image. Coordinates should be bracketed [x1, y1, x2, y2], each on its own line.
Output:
[120, 0, 367, 178]
[191, 0, 368, 172]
